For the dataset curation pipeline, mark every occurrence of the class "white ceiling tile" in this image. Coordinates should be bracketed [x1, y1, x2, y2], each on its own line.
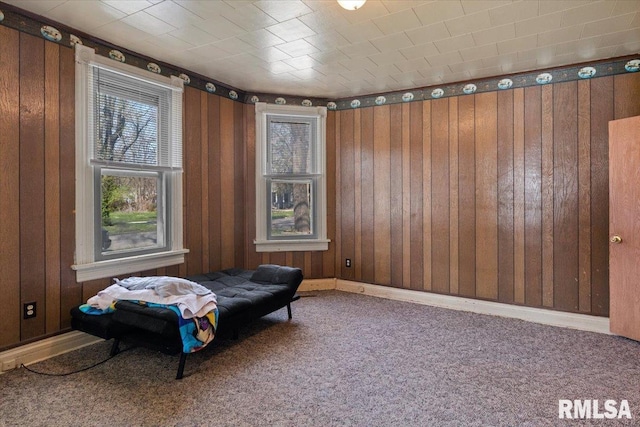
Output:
[405, 22, 451, 45]
[461, 0, 511, 15]
[471, 23, 516, 46]
[539, 0, 593, 15]
[369, 32, 414, 52]
[220, 4, 278, 31]
[444, 10, 494, 37]
[340, 0, 392, 24]
[373, 8, 422, 35]
[298, 7, 351, 33]
[400, 42, 440, 60]
[497, 34, 538, 54]
[481, 52, 518, 69]
[598, 27, 640, 47]
[46, 0, 126, 32]
[100, 0, 153, 15]
[516, 45, 556, 64]
[287, 68, 320, 80]
[459, 43, 499, 62]
[275, 39, 320, 57]
[612, 0, 640, 15]
[340, 56, 379, 71]
[266, 18, 316, 42]
[185, 42, 236, 63]
[144, 33, 194, 51]
[209, 37, 257, 55]
[91, 19, 154, 47]
[380, 0, 425, 13]
[501, 58, 538, 73]
[448, 58, 484, 74]
[121, 10, 178, 36]
[252, 46, 293, 63]
[2, 0, 67, 15]
[560, 1, 616, 27]
[170, 25, 220, 46]
[413, 1, 465, 26]
[489, 0, 540, 26]
[175, 0, 236, 18]
[553, 35, 603, 57]
[366, 63, 402, 77]
[193, 15, 246, 39]
[238, 29, 286, 49]
[425, 51, 464, 67]
[339, 41, 381, 58]
[262, 61, 297, 75]
[254, 0, 313, 23]
[515, 12, 563, 37]
[412, 75, 444, 88]
[309, 49, 351, 65]
[304, 32, 351, 51]
[433, 33, 475, 53]
[537, 25, 582, 48]
[368, 50, 409, 66]
[394, 57, 430, 73]
[582, 12, 636, 37]
[144, 1, 205, 28]
[336, 21, 385, 44]
[282, 55, 322, 70]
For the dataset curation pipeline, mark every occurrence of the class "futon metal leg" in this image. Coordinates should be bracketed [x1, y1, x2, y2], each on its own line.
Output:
[176, 353, 187, 380]
[110, 339, 121, 357]
[287, 303, 292, 319]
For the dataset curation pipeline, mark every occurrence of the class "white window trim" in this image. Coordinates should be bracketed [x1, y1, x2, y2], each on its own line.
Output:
[254, 102, 330, 252]
[72, 44, 187, 282]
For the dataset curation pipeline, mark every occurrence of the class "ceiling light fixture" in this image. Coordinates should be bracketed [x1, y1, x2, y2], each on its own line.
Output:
[337, 0, 367, 11]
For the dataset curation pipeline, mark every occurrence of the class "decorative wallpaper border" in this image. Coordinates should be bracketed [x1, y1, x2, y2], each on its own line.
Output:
[1, 2, 638, 111]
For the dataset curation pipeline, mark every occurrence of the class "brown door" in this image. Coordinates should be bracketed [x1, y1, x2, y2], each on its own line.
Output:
[609, 115, 640, 341]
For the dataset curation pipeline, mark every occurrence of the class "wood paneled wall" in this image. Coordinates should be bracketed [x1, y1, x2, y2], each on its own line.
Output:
[334, 73, 640, 315]
[2, 22, 639, 349]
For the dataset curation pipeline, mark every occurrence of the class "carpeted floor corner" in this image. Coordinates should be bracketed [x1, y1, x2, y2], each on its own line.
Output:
[1, 290, 638, 426]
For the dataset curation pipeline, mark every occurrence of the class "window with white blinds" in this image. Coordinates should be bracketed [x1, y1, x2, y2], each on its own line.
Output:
[72, 44, 187, 282]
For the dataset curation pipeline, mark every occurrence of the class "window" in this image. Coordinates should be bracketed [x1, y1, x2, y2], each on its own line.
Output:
[254, 102, 329, 252]
[73, 45, 186, 281]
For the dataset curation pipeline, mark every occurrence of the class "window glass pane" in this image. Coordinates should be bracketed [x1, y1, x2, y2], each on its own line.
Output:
[100, 171, 161, 254]
[268, 120, 312, 175]
[95, 93, 158, 166]
[270, 181, 313, 237]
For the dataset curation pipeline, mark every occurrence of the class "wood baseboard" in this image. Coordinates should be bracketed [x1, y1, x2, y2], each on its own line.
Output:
[335, 279, 611, 335]
[299, 278, 336, 291]
[0, 331, 102, 373]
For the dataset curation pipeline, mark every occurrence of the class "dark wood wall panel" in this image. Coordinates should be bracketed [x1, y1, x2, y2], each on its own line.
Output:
[0, 25, 21, 346]
[332, 72, 640, 317]
[340, 110, 355, 281]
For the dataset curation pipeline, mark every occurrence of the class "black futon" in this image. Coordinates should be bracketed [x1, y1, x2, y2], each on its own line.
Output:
[70, 265, 303, 379]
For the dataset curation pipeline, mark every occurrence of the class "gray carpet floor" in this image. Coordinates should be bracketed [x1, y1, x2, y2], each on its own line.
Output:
[1, 290, 639, 427]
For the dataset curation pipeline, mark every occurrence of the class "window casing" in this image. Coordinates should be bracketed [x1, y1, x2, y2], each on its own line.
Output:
[255, 103, 329, 252]
[73, 44, 186, 281]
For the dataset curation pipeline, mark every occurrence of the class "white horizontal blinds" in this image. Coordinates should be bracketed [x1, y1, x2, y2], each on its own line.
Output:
[88, 64, 182, 170]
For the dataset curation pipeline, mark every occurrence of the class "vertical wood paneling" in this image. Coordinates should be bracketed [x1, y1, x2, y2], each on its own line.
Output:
[410, 102, 424, 291]
[360, 108, 375, 283]
[209, 95, 223, 271]
[20, 33, 46, 340]
[373, 106, 391, 285]
[184, 87, 202, 275]
[390, 105, 403, 287]
[524, 86, 542, 307]
[590, 77, 613, 316]
[541, 85, 554, 308]
[475, 92, 498, 300]
[497, 90, 514, 303]
[422, 101, 432, 291]
[448, 97, 459, 295]
[334, 112, 342, 277]
[614, 74, 640, 119]
[44, 42, 61, 333]
[553, 82, 579, 311]
[431, 98, 450, 293]
[341, 109, 355, 280]
[219, 97, 235, 269]
[513, 89, 526, 304]
[577, 80, 591, 313]
[354, 109, 362, 281]
[200, 92, 210, 273]
[323, 111, 336, 278]
[401, 104, 411, 289]
[458, 95, 475, 297]
[58, 44, 78, 329]
[0, 26, 21, 347]
[233, 101, 245, 268]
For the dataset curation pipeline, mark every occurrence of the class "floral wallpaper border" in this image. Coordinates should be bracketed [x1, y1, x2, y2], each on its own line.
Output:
[1, 3, 638, 111]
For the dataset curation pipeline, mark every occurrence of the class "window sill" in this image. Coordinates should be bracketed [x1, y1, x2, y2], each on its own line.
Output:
[254, 239, 330, 252]
[71, 249, 189, 282]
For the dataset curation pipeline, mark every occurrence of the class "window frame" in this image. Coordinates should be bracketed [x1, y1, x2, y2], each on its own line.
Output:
[254, 102, 329, 252]
[72, 44, 187, 282]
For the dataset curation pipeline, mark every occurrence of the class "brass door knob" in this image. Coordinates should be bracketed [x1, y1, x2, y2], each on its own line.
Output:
[610, 235, 622, 244]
